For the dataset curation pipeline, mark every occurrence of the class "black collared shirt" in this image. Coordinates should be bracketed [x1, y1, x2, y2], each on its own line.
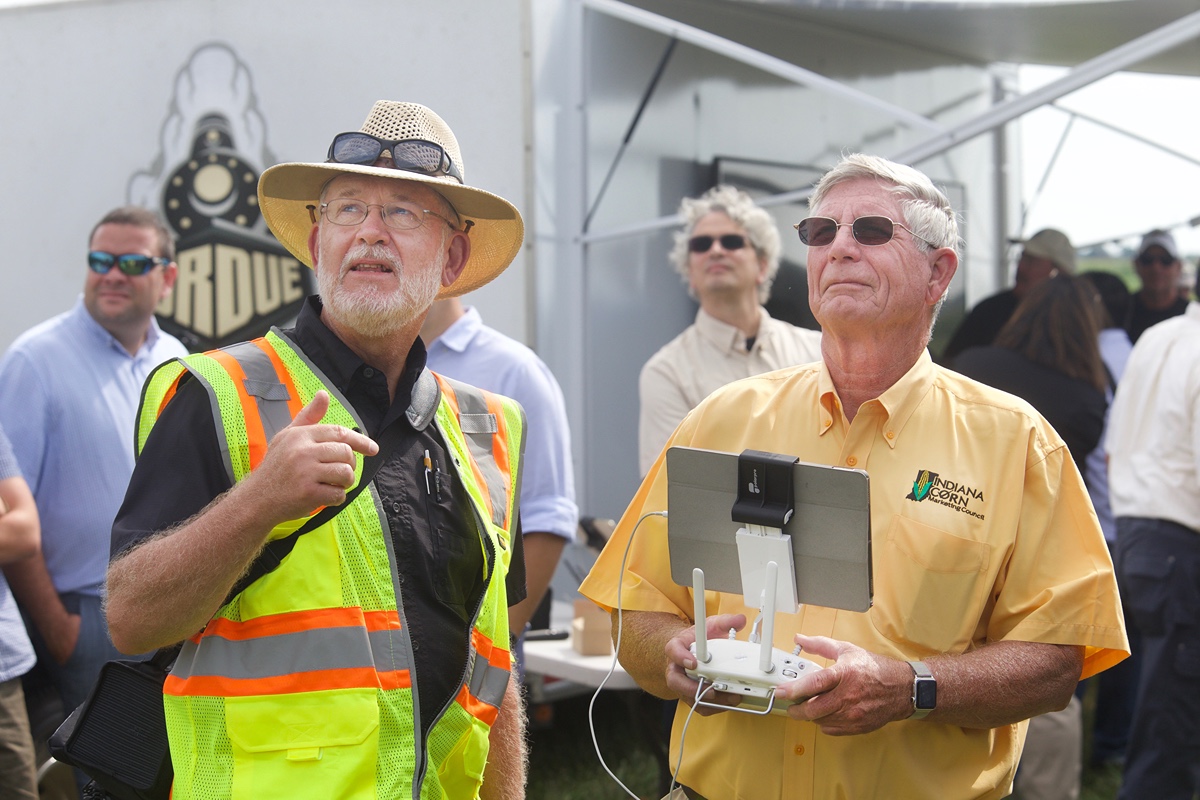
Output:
[112, 296, 525, 736]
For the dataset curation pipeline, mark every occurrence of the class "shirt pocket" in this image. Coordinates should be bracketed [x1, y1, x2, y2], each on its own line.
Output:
[226, 688, 379, 799]
[422, 477, 484, 617]
[868, 515, 992, 653]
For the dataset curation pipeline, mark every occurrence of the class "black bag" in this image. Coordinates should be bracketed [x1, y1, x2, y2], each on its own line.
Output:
[48, 649, 175, 800]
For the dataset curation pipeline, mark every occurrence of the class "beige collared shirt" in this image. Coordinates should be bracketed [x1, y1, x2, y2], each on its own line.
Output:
[638, 307, 822, 475]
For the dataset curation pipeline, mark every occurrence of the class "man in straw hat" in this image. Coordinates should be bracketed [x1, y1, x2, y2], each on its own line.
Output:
[106, 101, 529, 799]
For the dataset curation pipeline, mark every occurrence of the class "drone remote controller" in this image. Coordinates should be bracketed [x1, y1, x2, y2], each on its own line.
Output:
[687, 636, 822, 714]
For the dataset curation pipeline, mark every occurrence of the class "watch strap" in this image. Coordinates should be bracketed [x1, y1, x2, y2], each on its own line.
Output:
[908, 660, 936, 720]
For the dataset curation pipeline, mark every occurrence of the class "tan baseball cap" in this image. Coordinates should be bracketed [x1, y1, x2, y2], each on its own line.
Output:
[1017, 228, 1076, 274]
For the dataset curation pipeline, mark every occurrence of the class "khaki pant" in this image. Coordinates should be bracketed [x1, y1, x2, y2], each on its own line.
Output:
[0, 676, 38, 800]
[1014, 694, 1082, 800]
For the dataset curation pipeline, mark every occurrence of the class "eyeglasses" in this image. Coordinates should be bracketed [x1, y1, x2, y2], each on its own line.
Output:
[87, 251, 169, 276]
[1136, 254, 1177, 267]
[688, 234, 748, 253]
[327, 132, 463, 183]
[794, 216, 936, 248]
[316, 197, 458, 232]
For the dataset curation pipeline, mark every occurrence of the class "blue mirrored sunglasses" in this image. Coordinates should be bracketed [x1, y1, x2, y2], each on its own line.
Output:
[87, 251, 170, 276]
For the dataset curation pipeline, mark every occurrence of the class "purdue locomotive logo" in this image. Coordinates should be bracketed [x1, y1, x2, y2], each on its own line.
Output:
[128, 43, 314, 352]
[906, 469, 986, 520]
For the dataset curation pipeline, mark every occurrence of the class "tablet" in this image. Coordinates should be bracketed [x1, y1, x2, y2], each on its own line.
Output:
[665, 446, 873, 613]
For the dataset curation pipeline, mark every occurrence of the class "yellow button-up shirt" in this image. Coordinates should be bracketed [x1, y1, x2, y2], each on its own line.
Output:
[581, 350, 1128, 800]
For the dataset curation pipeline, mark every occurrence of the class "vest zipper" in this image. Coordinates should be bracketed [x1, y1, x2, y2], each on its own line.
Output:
[415, 500, 496, 798]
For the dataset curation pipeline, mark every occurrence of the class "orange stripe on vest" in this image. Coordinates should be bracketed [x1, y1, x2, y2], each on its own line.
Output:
[251, 337, 305, 419]
[207, 349, 268, 471]
[483, 391, 514, 529]
[454, 683, 500, 726]
[202, 607, 401, 641]
[165, 666, 411, 697]
[471, 628, 510, 671]
[432, 374, 497, 523]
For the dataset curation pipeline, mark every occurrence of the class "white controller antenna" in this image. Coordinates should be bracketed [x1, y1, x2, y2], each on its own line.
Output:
[692, 568, 710, 666]
[759, 560, 778, 673]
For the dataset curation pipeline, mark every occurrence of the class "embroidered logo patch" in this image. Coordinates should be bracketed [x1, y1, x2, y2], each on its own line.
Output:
[906, 469, 986, 520]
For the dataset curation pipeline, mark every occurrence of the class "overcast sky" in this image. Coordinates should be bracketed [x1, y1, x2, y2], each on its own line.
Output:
[1016, 65, 1200, 258]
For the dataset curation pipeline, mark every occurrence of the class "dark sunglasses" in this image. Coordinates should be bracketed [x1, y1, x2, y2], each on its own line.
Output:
[1136, 254, 1177, 267]
[87, 251, 169, 276]
[794, 216, 935, 248]
[688, 234, 748, 253]
[327, 132, 463, 183]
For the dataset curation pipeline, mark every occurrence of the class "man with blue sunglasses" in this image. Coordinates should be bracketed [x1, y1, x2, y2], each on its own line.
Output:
[0, 206, 186, 789]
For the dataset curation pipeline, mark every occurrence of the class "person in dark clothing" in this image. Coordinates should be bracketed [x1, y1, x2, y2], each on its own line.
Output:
[953, 273, 1109, 800]
[1077, 270, 1141, 773]
[954, 274, 1107, 471]
[940, 228, 1077, 363]
[1125, 229, 1188, 343]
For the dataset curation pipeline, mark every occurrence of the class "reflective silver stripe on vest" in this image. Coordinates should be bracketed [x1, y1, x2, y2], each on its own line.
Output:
[170, 627, 409, 682]
[442, 376, 508, 529]
[221, 341, 295, 442]
[467, 650, 511, 710]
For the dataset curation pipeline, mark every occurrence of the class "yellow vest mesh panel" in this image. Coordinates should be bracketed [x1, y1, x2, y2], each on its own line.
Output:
[165, 695, 233, 799]
[136, 361, 187, 457]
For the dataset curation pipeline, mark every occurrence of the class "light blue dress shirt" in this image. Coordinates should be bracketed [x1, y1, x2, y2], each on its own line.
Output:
[0, 424, 35, 682]
[425, 306, 578, 540]
[1089, 326, 1134, 544]
[0, 298, 188, 596]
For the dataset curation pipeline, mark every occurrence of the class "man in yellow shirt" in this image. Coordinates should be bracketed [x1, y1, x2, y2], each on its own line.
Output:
[579, 153, 1128, 800]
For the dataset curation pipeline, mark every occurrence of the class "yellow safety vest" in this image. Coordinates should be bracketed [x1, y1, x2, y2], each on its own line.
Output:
[135, 329, 525, 800]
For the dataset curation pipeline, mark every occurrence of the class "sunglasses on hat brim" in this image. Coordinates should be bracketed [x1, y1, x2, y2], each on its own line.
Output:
[327, 132, 463, 184]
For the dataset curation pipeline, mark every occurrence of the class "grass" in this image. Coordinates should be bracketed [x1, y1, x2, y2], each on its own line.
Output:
[527, 688, 663, 800]
[525, 680, 1125, 800]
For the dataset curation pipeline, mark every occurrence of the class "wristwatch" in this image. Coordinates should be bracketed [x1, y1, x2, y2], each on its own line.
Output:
[908, 661, 936, 720]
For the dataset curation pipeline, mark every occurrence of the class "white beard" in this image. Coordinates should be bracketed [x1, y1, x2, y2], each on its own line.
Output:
[317, 240, 444, 337]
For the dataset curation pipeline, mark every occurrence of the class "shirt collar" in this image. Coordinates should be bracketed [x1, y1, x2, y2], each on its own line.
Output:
[286, 295, 427, 418]
[694, 306, 768, 353]
[817, 349, 935, 447]
[72, 296, 163, 357]
[432, 305, 482, 354]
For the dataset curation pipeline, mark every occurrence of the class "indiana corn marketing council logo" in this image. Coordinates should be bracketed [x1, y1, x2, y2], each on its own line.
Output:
[906, 469, 986, 520]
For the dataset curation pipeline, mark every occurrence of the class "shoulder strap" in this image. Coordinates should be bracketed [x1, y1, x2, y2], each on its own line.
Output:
[224, 368, 440, 603]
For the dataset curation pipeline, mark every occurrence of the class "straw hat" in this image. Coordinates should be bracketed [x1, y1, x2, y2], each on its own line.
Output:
[258, 101, 524, 298]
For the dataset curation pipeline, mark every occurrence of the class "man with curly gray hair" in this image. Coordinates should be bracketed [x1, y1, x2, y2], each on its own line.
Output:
[638, 185, 821, 475]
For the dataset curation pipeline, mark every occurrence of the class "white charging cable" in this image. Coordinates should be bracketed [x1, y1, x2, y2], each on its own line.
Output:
[588, 509, 667, 800]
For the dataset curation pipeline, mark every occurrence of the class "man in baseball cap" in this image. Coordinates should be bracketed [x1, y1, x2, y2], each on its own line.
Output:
[106, 101, 529, 799]
[1126, 229, 1188, 343]
[941, 228, 1076, 362]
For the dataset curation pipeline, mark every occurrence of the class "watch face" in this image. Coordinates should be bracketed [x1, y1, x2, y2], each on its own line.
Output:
[915, 678, 937, 710]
